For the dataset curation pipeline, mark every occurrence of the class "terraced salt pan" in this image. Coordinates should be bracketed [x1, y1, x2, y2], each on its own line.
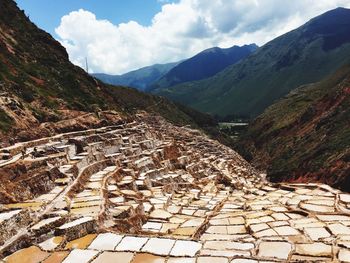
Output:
[204, 241, 254, 251]
[104, 166, 117, 172]
[70, 206, 100, 215]
[54, 178, 70, 185]
[88, 233, 124, 250]
[142, 222, 162, 231]
[4, 246, 50, 263]
[328, 223, 350, 235]
[168, 258, 196, 263]
[197, 256, 228, 263]
[62, 249, 99, 263]
[39, 236, 63, 250]
[231, 259, 257, 263]
[304, 227, 331, 240]
[86, 182, 102, 189]
[115, 236, 148, 251]
[0, 209, 21, 222]
[141, 237, 176, 256]
[3, 117, 350, 262]
[71, 200, 101, 208]
[149, 209, 172, 220]
[59, 217, 93, 230]
[31, 216, 61, 230]
[316, 214, 350, 222]
[73, 195, 102, 202]
[340, 194, 350, 203]
[4, 202, 42, 210]
[258, 241, 292, 260]
[65, 234, 97, 249]
[132, 253, 166, 263]
[339, 249, 350, 262]
[170, 240, 202, 257]
[92, 251, 134, 263]
[295, 243, 332, 257]
[44, 251, 70, 263]
[35, 193, 58, 202]
[181, 218, 205, 227]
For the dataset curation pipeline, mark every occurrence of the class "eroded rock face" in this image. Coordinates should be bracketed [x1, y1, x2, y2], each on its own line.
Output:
[0, 115, 350, 262]
[0, 161, 65, 203]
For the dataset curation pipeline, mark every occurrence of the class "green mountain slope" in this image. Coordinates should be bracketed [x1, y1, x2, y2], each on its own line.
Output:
[150, 44, 257, 91]
[0, 0, 225, 145]
[153, 8, 350, 119]
[92, 61, 180, 91]
[236, 62, 350, 191]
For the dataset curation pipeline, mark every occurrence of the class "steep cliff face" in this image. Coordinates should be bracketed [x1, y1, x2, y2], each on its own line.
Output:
[0, 0, 220, 145]
[236, 63, 350, 191]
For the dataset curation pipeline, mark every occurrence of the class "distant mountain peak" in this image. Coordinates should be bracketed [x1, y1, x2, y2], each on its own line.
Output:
[150, 43, 258, 91]
[200, 44, 258, 54]
[324, 6, 350, 13]
[201, 46, 222, 54]
[92, 61, 180, 91]
[306, 6, 350, 26]
[245, 43, 259, 50]
[302, 7, 350, 51]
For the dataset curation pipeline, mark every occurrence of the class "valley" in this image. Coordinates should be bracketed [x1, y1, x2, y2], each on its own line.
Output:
[218, 122, 249, 141]
[1, 0, 350, 261]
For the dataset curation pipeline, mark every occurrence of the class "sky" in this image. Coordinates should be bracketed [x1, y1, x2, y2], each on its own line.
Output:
[15, 0, 169, 34]
[15, 0, 350, 75]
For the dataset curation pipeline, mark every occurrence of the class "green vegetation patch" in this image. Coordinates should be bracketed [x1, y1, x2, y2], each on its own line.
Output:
[0, 108, 14, 132]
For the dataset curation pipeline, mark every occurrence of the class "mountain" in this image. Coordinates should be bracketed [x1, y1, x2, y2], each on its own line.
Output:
[149, 44, 258, 91]
[0, 0, 227, 145]
[94, 43, 257, 92]
[236, 62, 350, 192]
[153, 8, 350, 119]
[92, 61, 179, 91]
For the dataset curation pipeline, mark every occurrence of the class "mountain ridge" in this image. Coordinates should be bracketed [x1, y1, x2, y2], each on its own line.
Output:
[149, 43, 258, 91]
[92, 61, 180, 91]
[153, 7, 350, 119]
[94, 43, 257, 92]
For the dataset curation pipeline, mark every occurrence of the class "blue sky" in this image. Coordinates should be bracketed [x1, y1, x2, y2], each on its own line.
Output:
[15, 0, 172, 37]
[14, 0, 350, 75]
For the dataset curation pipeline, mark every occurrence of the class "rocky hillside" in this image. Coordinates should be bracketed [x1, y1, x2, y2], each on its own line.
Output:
[0, 0, 223, 145]
[150, 44, 257, 91]
[236, 63, 350, 192]
[154, 8, 350, 118]
[92, 61, 180, 91]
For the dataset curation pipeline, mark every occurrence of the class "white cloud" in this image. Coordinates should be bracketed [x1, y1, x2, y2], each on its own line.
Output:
[55, 0, 350, 74]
